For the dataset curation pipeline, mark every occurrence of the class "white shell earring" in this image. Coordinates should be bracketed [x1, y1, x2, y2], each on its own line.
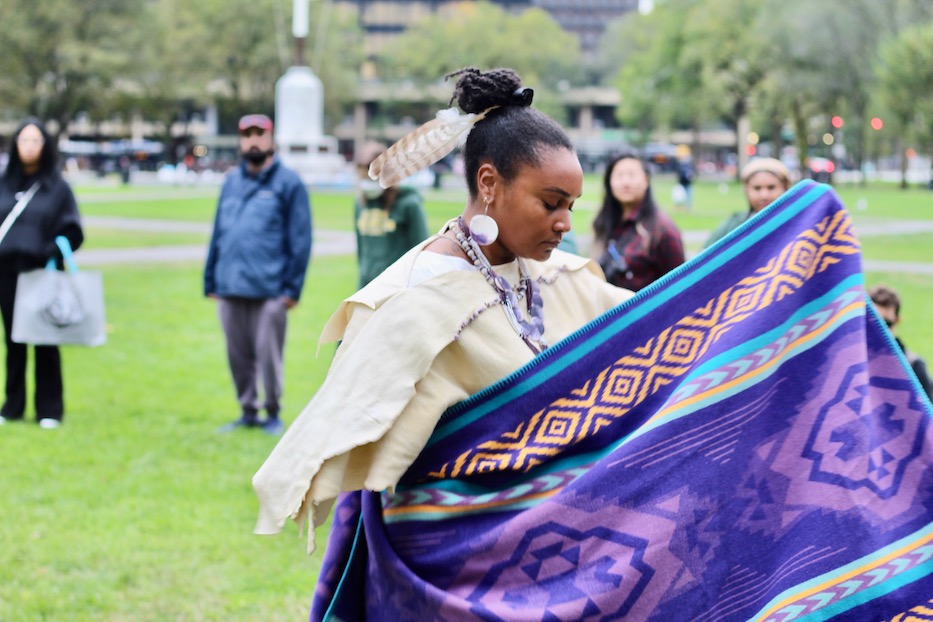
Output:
[470, 196, 499, 246]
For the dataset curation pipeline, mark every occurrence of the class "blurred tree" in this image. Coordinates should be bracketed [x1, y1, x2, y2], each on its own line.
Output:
[305, 2, 365, 128]
[679, 0, 770, 174]
[147, 0, 362, 150]
[0, 0, 143, 135]
[876, 21, 933, 187]
[758, 0, 886, 176]
[605, 0, 711, 150]
[380, 2, 580, 120]
[124, 0, 218, 162]
[606, 0, 765, 162]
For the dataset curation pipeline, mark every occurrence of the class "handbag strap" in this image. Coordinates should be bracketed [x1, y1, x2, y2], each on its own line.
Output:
[46, 235, 79, 273]
[0, 182, 41, 247]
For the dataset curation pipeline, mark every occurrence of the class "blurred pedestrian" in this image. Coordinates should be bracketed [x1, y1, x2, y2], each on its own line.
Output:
[869, 284, 933, 400]
[705, 157, 791, 248]
[204, 114, 312, 435]
[592, 152, 685, 291]
[0, 117, 83, 429]
[675, 157, 695, 210]
[354, 143, 429, 288]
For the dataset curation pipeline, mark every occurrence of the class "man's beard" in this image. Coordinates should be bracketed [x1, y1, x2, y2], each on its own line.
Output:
[244, 148, 273, 165]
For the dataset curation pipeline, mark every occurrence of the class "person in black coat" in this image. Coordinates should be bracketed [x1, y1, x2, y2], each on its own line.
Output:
[0, 117, 83, 429]
[869, 284, 933, 401]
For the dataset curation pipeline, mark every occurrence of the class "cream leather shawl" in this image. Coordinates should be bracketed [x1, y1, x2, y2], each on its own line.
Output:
[253, 236, 631, 552]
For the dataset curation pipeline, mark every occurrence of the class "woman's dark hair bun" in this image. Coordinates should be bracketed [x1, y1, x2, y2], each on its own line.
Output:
[446, 67, 524, 114]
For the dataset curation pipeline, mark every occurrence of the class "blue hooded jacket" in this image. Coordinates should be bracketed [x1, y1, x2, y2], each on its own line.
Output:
[204, 158, 312, 300]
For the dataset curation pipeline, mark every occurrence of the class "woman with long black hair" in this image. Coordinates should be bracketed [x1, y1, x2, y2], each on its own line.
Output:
[592, 152, 685, 291]
[0, 117, 83, 428]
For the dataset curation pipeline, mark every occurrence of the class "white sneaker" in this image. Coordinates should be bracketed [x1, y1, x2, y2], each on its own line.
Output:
[38, 418, 61, 429]
[0, 415, 6, 425]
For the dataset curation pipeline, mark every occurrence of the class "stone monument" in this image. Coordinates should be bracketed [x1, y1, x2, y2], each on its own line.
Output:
[274, 0, 351, 185]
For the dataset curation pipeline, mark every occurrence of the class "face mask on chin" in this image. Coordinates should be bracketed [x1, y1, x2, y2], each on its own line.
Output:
[358, 179, 384, 202]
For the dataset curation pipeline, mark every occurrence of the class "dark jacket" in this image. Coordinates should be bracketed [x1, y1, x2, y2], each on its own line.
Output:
[0, 172, 83, 274]
[896, 337, 933, 401]
[204, 158, 312, 301]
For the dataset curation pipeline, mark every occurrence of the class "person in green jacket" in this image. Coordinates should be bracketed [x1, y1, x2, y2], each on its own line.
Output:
[705, 157, 791, 248]
[355, 144, 430, 288]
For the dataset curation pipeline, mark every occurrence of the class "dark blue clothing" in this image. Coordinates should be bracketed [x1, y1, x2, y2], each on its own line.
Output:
[204, 158, 312, 301]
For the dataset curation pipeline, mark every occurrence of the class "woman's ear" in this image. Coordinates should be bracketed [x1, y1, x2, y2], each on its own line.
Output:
[476, 162, 498, 199]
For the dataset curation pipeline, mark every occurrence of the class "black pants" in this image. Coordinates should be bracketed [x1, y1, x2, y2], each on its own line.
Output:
[0, 271, 64, 421]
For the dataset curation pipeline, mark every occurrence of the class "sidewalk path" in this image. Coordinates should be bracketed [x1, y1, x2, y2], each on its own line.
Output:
[84, 216, 211, 234]
[75, 226, 354, 267]
[76, 216, 933, 275]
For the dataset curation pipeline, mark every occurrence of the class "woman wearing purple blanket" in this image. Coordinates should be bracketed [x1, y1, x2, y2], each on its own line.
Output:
[252, 66, 632, 619]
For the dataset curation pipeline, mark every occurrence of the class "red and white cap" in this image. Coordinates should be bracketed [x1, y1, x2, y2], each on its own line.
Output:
[238, 114, 273, 132]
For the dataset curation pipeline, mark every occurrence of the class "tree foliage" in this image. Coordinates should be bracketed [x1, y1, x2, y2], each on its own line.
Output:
[0, 0, 362, 141]
[876, 21, 933, 184]
[379, 1, 580, 118]
[0, 0, 144, 132]
[601, 0, 932, 176]
[0, 0, 931, 176]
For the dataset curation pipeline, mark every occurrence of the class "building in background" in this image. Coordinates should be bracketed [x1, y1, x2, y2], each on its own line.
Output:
[335, 0, 639, 65]
[330, 0, 646, 168]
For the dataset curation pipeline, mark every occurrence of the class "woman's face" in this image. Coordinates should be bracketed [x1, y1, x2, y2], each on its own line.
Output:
[16, 124, 45, 170]
[486, 147, 582, 264]
[608, 158, 649, 207]
[744, 171, 787, 213]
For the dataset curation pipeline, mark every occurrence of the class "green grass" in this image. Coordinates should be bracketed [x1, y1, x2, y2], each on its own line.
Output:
[84, 228, 210, 249]
[2, 180, 930, 620]
[860, 234, 933, 264]
[0, 256, 356, 622]
[75, 176, 933, 247]
[78, 195, 220, 222]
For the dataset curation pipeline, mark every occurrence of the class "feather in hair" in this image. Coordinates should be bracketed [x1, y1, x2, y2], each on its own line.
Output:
[368, 107, 491, 188]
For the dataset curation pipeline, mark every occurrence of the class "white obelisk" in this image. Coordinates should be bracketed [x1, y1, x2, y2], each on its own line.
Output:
[274, 0, 347, 184]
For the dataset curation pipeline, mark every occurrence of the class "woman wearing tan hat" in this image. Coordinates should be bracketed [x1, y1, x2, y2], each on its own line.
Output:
[704, 157, 791, 248]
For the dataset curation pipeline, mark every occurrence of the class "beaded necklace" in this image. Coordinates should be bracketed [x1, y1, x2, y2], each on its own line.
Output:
[451, 217, 547, 353]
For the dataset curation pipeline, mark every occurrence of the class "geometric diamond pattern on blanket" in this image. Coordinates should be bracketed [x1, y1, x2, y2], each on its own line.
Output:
[310, 183, 933, 622]
[464, 501, 679, 620]
[434, 211, 860, 480]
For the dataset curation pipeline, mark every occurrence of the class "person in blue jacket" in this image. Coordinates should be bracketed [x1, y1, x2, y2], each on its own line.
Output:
[204, 114, 312, 435]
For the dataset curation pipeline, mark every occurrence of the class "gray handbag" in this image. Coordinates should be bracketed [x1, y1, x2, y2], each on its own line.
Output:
[11, 237, 107, 347]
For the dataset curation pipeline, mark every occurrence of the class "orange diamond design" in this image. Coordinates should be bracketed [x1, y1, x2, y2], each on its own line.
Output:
[471, 452, 512, 474]
[724, 282, 765, 319]
[662, 328, 706, 364]
[787, 241, 817, 275]
[534, 410, 579, 445]
[603, 367, 642, 405]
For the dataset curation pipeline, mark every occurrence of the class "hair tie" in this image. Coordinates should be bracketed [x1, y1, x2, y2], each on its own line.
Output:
[512, 87, 534, 107]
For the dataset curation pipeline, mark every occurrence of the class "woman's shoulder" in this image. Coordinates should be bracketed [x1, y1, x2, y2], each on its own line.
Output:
[649, 208, 683, 239]
[320, 239, 476, 343]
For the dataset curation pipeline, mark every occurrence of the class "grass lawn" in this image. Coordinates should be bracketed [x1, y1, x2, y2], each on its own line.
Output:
[1, 178, 930, 621]
[83, 229, 210, 249]
[0, 256, 357, 622]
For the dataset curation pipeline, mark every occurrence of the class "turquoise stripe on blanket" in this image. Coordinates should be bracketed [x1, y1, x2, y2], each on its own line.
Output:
[314, 181, 933, 622]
